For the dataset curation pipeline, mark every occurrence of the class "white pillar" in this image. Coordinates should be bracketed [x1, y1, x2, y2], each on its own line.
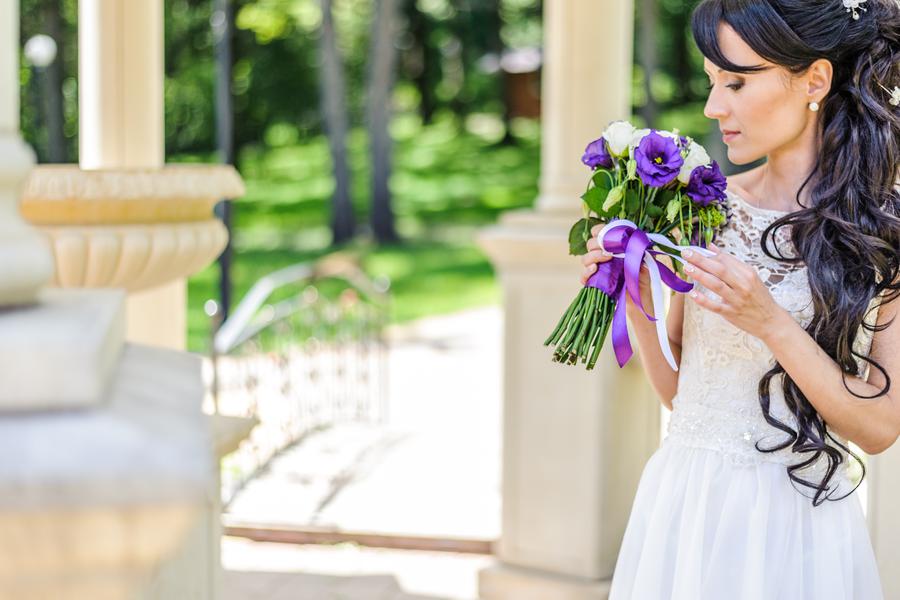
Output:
[78, 0, 164, 170]
[535, 0, 633, 213]
[478, 2, 654, 598]
[78, 0, 185, 350]
[0, 0, 54, 306]
[867, 447, 900, 597]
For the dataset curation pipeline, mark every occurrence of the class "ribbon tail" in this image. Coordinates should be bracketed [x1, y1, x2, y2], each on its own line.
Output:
[643, 253, 680, 372]
[611, 285, 632, 368]
[654, 259, 694, 293]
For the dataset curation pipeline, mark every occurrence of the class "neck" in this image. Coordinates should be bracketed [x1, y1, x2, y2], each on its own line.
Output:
[761, 118, 820, 211]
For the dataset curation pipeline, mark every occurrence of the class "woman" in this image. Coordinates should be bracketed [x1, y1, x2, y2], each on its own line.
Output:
[580, 0, 900, 597]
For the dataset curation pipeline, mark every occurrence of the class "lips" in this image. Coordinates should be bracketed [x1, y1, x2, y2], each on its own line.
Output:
[721, 129, 740, 135]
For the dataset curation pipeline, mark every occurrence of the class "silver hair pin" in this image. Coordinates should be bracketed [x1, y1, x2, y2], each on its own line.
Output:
[842, 0, 868, 20]
[875, 82, 900, 107]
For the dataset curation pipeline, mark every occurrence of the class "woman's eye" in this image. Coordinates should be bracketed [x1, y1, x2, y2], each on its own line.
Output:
[706, 82, 743, 91]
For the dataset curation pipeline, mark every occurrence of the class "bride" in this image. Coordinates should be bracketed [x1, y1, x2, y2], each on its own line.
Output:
[580, 0, 900, 597]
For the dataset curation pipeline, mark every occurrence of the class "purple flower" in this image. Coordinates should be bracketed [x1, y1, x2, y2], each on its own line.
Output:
[634, 131, 684, 187]
[581, 137, 613, 169]
[686, 160, 727, 206]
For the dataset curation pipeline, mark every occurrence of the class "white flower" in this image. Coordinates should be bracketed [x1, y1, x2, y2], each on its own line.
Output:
[890, 86, 900, 107]
[843, 0, 867, 19]
[627, 128, 679, 158]
[602, 120, 637, 157]
[677, 141, 712, 185]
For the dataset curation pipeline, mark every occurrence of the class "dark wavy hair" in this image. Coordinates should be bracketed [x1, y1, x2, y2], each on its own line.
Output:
[691, 0, 900, 506]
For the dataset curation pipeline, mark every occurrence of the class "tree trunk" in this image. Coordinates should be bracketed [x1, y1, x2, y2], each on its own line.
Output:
[42, 0, 66, 162]
[366, 0, 400, 244]
[213, 0, 236, 319]
[405, 0, 438, 125]
[637, 0, 659, 127]
[320, 0, 356, 245]
[482, 0, 513, 145]
[671, 0, 693, 104]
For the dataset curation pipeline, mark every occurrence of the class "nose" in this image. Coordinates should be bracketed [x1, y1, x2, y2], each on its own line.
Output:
[703, 88, 729, 121]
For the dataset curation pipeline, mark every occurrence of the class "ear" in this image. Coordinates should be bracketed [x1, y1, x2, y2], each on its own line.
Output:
[806, 58, 833, 102]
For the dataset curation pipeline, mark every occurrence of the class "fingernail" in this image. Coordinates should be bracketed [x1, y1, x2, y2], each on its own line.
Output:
[690, 291, 698, 298]
[685, 265, 695, 273]
[683, 249, 693, 257]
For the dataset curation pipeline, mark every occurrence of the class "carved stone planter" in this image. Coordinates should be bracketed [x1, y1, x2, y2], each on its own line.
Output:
[19, 165, 244, 293]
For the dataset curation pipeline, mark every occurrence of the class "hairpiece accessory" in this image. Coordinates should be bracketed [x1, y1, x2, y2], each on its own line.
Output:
[842, 0, 868, 20]
[808, 101, 820, 111]
[875, 82, 900, 107]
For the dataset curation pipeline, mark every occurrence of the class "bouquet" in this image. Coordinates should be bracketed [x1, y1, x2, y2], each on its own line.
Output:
[543, 120, 730, 371]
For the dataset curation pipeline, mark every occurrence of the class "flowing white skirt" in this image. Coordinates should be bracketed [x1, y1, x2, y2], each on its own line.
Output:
[608, 437, 884, 600]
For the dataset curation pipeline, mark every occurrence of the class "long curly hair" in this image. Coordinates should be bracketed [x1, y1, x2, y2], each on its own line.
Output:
[691, 0, 900, 506]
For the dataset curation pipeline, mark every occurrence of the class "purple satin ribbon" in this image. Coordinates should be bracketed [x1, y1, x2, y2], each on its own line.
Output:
[585, 223, 694, 368]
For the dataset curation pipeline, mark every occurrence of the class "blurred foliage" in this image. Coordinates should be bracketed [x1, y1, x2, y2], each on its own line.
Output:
[18, 0, 715, 159]
[16, 0, 725, 350]
[184, 113, 540, 351]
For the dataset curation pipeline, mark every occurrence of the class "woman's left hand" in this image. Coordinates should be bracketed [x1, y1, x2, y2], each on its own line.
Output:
[681, 243, 788, 341]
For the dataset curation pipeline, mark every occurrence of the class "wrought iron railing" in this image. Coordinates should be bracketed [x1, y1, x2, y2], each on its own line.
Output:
[204, 252, 390, 506]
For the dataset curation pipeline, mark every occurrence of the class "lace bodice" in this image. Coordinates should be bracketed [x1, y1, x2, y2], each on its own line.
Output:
[665, 189, 882, 484]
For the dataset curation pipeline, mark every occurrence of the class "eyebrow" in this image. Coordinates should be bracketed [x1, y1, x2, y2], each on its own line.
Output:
[704, 64, 773, 76]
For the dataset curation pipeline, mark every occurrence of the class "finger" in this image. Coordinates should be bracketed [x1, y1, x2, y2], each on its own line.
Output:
[580, 249, 613, 266]
[586, 237, 599, 252]
[683, 263, 735, 301]
[591, 223, 604, 237]
[689, 288, 727, 314]
[682, 247, 728, 280]
[706, 244, 756, 291]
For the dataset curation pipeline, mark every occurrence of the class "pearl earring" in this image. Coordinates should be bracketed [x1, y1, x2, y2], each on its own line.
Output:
[809, 101, 820, 112]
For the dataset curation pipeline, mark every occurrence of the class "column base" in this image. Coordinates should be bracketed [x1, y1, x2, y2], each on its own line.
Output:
[479, 561, 611, 600]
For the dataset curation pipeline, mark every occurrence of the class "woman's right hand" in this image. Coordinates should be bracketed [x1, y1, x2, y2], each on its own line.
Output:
[580, 224, 653, 306]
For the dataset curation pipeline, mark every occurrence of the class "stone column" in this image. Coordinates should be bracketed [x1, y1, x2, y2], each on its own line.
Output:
[477, 1, 658, 598]
[0, 2, 212, 597]
[867, 446, 900, 597]
[0, 0, 54, 306]
[79, 0, 185, 350]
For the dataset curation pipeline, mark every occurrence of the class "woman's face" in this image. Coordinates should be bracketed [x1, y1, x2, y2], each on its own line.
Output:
[703, 22, 816, 165]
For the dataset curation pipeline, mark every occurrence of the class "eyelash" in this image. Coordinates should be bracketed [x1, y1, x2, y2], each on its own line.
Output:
[706, 82, 744, 91]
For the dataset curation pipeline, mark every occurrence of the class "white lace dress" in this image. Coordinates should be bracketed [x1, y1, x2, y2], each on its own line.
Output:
[607, 189, 885, 600]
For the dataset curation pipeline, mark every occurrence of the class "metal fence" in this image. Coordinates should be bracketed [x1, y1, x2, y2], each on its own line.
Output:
[205, 253, 390, 506]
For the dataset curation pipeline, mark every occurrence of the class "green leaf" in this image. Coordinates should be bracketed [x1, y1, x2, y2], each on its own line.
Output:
[624, 187, 641, 214]
[581, 185, 609, 214]
[656, 188, 677, 209]
[646, 204, 664, 218]
[591, 169, 614, 191]
[568, 217, 602, 255]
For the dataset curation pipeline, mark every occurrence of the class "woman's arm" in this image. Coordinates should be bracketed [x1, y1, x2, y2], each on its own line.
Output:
[683, 245, 900, 455]
[759, 290, 900, 455]
[624, 288, 684, 411]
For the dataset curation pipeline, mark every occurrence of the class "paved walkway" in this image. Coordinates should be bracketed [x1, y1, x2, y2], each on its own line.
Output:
[223, 305, 503, 599]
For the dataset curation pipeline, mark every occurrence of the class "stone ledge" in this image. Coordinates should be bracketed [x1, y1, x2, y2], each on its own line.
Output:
[479, 561, 612, 600]
[0, 342, 211, 510]
[0, 288, 124, 410]
[21, 164, 245, 225]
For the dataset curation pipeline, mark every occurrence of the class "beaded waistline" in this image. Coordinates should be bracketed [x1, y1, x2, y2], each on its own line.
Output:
[665, 401, 852, 482]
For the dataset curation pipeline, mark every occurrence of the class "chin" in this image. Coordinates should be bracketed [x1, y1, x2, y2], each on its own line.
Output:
[725, 146, 763, 166]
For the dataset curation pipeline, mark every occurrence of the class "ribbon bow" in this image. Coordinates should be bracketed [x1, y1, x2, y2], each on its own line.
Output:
[585, 218, 716, 371]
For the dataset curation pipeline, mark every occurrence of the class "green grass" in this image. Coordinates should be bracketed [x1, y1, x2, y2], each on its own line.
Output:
[182, 113, 541, 352]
